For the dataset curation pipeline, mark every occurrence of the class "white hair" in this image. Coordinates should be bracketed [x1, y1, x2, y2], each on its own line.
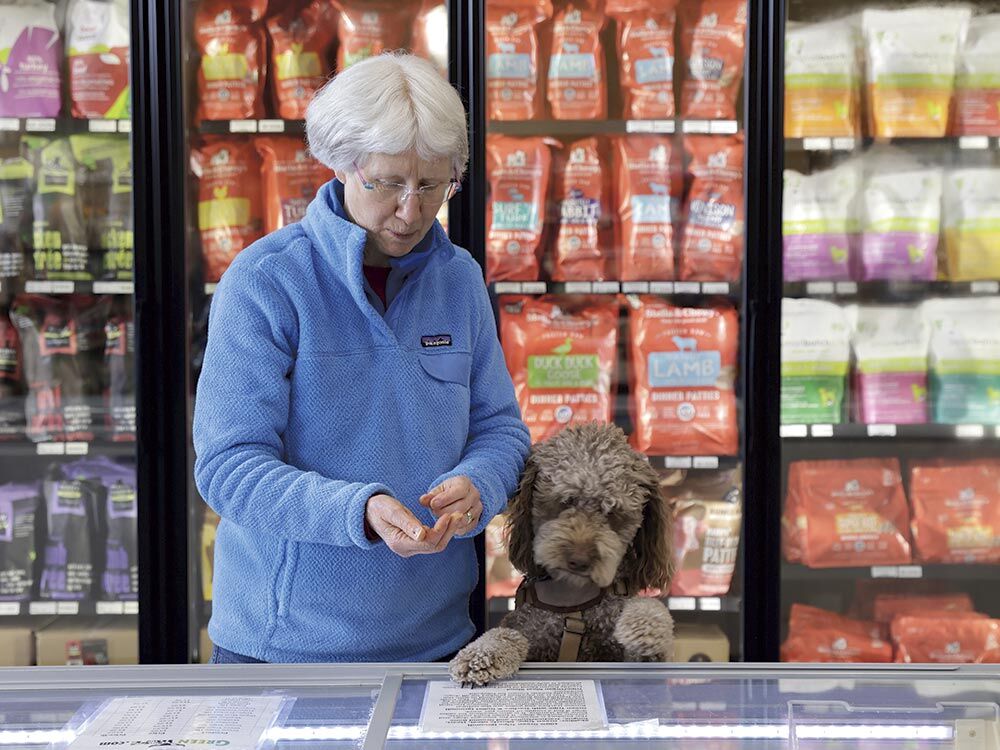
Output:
[306, 52, 469, 178]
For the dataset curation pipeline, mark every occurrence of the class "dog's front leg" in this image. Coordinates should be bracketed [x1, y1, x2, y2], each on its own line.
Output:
[449, 627, 530, 687]
[613, 598, 675, 662]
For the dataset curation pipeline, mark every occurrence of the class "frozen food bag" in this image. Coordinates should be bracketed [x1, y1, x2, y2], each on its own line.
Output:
[862, 7, 971, 138]
[943, 168, 1000, 281]
[844, 304, 929, 424]
[0, 2, 61, 117]
[70, 135, 133, 281]
[782, 161, 860, 282]
[873, 592, 975, 625]
[551, 137, 611, 281]
[0, 483, 36, 601]
[0, 316, 21, 440]
[954, 15, 1000, 136]
[679, 0, 747, 120]
[266, 0, 336, 120]
[500, 295, 618, 443]
[547, 1, 607, 120]
[486, 1, 552, 121]
[67, 0, 130, 119]
[892, 615, 1000, 663]
[0, 156, 33, 280]
[411, 0, 448, 76]
[781, 604, 891, 662]
[104, 300, 133, 442]
[789, 603, 883, 639]
[486, 135, 553, 282]
[256, 136, 333, 234]
[39, 464, 98, 601]
[608, 0, 676, 119]
[628, 296, 739, 456]
[194, 0, 267, 121]
[780, 298, 849, 424]
[330, 0, 421, 70]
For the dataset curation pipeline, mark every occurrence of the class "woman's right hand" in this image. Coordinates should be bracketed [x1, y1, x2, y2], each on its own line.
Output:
[365, 494, 461, 557]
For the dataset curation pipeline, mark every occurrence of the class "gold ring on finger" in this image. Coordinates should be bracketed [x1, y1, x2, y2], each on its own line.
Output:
[464, 510, 474, 526]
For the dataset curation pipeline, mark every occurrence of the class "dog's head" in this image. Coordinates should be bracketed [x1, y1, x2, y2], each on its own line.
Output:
[506, 422, 674, 593]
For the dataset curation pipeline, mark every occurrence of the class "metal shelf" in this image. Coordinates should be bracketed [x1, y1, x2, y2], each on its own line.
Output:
[0, 600, 138, 617]
[491, 280, 738, 297]
[1, 279, 134, 296]
[783, 280, 1000, 301]
[785, 135, 998, 153]
[198, 119, 305, 135]
[782, 562, 1000, 582]
[0, 117, 131, 135]
[780, 423, 1000, 440]
[0, 440, 135, 458]
[648, 455, 741, 471]
[488, 594, 740, 614]
[487, 119, 740, 137]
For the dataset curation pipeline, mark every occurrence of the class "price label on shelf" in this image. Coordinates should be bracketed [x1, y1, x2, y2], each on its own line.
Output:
[810, 424, 834, 437]
[871, 566, 900, 578]
[682, 120, 710, 133]
[592, 281, 619, 294]
[832, 137, 857, 151]
[626, 120, 655, 133]
[834, 282, 858, 295]
[866, 424, 897, 437]
[664, 456, 693, 469]
[0, 118, 19, 131]
[621, 282, 649, 293]
[29, 602, 57, 615]
[959, 136, 989, 150]
[692, 456, 719, 469]
[780, 425, 808, 438]
[118, 120, 132, 133]
[522, 282, 546, 294]
[652, 120, 675, 133]
[0, 602, 19, 616]
[25, 118, 55, 132]
[674, 281, 700, 294]
[96, 601, 125, 615]
[668, 597, 697, 611]
[229, 119, 257, 133]
[971, 281, 1000, 294]
[649, 281, 674, 294]
[36, 443, 65, 455]
[802, 137, 831, 151]
[65, 442, 89, 455]
[125, 601, 139, 615]
[709, 120, 738, 134]
[88, 119, 117, 133]
[56, 601, 79, 615]
[699, 597, 722, 611]
[493, 282, 521, 294]
[701, 282, 730, 295]
[955, 424, 985, 439]
[26, 280, 73, 294]
[564, 282, 592, 294]
[805, 281, 834, 295]
[93, 281, 134, 295]
[898, 565, 923, 579]
[258, 120, 285, 133]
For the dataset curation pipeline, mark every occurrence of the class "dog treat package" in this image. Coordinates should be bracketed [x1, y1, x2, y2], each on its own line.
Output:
[194, 0, 267, 121]
[256, 136, 333, 234]
[780, 298, 850, 424]
[329, 0, 421, 71]
[0, 2, 61, 118]
[613, 135, 679, 281]
[628, 296, 739, 456]
[666, 466, 741, 596]
[500, 295, 618, 443]
[784, 18, 861, 138]
[680, 135, 744, 282]
[922, 298, 1000, 425]
[862, 7, 970, 138]
[892, 615, 1000, 663]
[547, 1, 607, 121]
[781, 603, 892, 662]
[191, 138, 264, 283]
[872, 592, 975, 625]
[0, 317, 22, 440]
[784, 458, 912, 569]
[679, 0, 747, 120]
[39, 463, 100, 601]
[486, 1, 553, 121]
[266, 0, 337, 120]
[0, 156, 34, 281]
[485, 513, 522, 600]
[943, 168, 1000, 281]
[411, 0, 448, 76]
[550, 138, 612, 281]
[844, 305, 930, 425]
[954, 15, 1000, 136]
[0, 483, 37, 601]
[104, 299, 134, 442]
[908, 460, 1000, 564]
[782, 161, 860, 282]
[486, 135, 554, 282]
[66, 0, 131, 119]
[607, 0, 676, 119]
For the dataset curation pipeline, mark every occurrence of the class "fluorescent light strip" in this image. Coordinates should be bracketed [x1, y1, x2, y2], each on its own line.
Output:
[0, 730, 77, 745]
[796, 724, 954, 741]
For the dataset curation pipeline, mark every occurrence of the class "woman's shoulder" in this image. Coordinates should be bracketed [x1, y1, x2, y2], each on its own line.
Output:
[215, 225, 316, 306]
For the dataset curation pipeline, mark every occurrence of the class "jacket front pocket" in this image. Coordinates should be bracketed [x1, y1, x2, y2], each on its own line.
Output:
[418, 351, 472, 386]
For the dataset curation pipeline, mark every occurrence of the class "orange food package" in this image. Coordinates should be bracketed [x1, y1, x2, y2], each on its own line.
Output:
[892, 615, 1000, 663]
[266, 0, 337, 120]
[486, 1, 553, 121]
[551, 138, 611, 281]
[411, 0, 448, 75]
[330, 0, 421, 70]
[193, 139, 264, 283]
[872, 592, 975, 625]
[613, 135, 679, 281]
[785, 459, 912, 569]
[909, 460, 1000, 564]
[486, 136, 553, 282]
[680, 135, 744, 282]
[628, 296, 738, 456]
[256, 136, 333, 234]
[194, 0, 267, 121]
[500, 295, 618, 443]
[781, 604, 892, 663]
[608, 0, 677, 119]
[547, 2, 607, 120]
[679, 0, 747, 120]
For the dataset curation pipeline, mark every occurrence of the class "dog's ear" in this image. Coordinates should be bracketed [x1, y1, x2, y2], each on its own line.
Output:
[504, 453, 543, 578]
[619, 459, 675, 594]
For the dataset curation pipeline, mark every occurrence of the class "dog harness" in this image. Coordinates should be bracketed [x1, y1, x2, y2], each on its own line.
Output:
[515, 580, 625, 661]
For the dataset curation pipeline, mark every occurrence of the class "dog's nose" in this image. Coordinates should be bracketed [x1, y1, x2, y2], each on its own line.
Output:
[567, 556, 590, 573]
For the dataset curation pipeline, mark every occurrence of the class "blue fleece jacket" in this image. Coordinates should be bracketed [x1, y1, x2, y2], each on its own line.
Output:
[193, 180, 530, 662]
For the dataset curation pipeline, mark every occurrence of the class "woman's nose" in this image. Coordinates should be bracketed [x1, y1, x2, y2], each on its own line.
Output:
[396, 193, 422, 222]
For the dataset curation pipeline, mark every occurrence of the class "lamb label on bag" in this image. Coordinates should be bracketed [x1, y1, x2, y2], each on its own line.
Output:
[551, 138, 610, 281]
[486, 1, 552, 121]
[679, 0, 747, 120]
[608, 0, 677, 119]
[547, 3, 607, 121]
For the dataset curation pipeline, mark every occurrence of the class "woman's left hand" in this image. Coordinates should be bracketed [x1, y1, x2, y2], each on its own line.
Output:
[420, 476, 482, 532]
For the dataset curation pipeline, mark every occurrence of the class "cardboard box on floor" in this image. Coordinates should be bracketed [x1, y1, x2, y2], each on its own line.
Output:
[35, 620, 138, 666]
[0, 627, 33, 666]
[673, 623, 730, 662]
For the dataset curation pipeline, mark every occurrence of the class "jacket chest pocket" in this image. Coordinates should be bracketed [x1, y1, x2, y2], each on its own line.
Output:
[418, 351, 472, 387]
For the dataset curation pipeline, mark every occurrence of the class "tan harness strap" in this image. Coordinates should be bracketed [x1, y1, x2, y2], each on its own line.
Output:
[558, 612, 586, 662]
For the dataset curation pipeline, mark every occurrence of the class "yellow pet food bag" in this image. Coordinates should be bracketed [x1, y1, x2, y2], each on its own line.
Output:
[944, 168, 1000, 281]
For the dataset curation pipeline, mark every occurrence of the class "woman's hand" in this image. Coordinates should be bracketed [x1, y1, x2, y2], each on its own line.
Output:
[419, 476, 483, 533]
[365, 494, 460, 557]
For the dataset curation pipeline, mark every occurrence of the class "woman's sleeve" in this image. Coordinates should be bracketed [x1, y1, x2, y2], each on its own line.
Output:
[193, 262, 389, 548]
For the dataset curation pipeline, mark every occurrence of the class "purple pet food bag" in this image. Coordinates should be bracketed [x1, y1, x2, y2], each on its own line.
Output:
[0, 4, 62, 118]
[0, 482, 38, 601]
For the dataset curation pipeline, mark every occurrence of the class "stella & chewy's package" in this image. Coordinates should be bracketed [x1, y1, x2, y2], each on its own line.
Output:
[628, 296, 738, 456]
[922, 298, 1000, 425]
[785, 458, 912, 569]
[909, 460, 1000, 564]
[547, 2, 607, 120]
[872, 592, 975, 625]
[411, 0, 448, 75]
[679, 0, 747, 120]
[66, 0, 130, 119]
[780, 298, 849, 424]
[784, 18, 861, 138]
[943, 169, 1000, 281]
[845, 305, 929, 425]
[666, 467, 741, 597]
[892, 615, 1000, 663]
[0, 2, 61, 118]
[256, 136, 333, 234]
[500, 295, 618, 443]
[0, 482, 37, 601]
[680, 135, 744, 282]
[954, 15, 1000, 136]
[780, 603, 892, 662]
[862, 7, 971, 138]
[486, 135, 553, 282]
[613, 135, 678, 281]
[486, 1, 552, 121]
[266, 0, 337, 120]
[192, 138, 263, 283]
[194, 0, 267, 121]
[782, 161, 860, 282]
[608, 0, 676, 119]
[330, 0, 421, 70]
[551, 138, 611, 281]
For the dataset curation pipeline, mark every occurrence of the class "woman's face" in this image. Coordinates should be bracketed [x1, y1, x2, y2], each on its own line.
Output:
[336, 151, 452, 266]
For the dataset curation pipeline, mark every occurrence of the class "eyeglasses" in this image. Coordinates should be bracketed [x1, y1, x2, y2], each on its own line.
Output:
[353, 161, 462, 207]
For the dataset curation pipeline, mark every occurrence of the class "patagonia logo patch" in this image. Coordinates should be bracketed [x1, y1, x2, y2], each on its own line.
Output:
[421, 334, 452, 348]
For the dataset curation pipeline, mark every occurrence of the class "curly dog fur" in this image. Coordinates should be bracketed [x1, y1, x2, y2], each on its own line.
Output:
[451, 423, 676, 686]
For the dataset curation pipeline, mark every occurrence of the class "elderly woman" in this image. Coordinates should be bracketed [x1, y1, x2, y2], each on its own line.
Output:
[193, 53, 531, 664]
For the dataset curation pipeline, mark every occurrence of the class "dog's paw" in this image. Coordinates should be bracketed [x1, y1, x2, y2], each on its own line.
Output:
[614, 598, 675, 661]
[449, 628, 530, 687]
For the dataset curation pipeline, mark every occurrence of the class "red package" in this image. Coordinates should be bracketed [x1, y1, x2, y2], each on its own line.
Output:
[785, 459, 912, 569]
[194, 0, 267, 121]
[551, 138, 611, 281]
[330, 0, 421, 70]
[781, 604, 893, 662]
[628, 296, 738, 456]
[500, 295, 618, 443]
[782, 478, 804, 563]
[547, 2, 607, 120]
[0, 316, 21, 441]
[256, 136, 333, 234]
[411, 0, 449, 75]
[67, 0, 131, 119]
[613, 135, 679, 281]
[679, 0, 746, 120]
[608, 0, 677, 119]
[892, 616, 1000, 663]
[909, 460, 1000, 564]
[680, 135, 744, 282]
[266, 0, 337, 120]
[486, 136, 554, 282]
[193, 139, 264, 283]
[790, 604, 883, 640]
[486, 1, 553, 120]
[873, 593, 976, 625]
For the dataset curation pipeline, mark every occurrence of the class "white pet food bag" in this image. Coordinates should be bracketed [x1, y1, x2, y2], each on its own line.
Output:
[943, 168, 1000, 281]
[781, 298, 850, 425]
[954, 15, 1000, 135]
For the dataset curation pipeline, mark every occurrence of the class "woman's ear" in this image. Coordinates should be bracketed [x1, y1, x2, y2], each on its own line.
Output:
[504, 454, 542, 578]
